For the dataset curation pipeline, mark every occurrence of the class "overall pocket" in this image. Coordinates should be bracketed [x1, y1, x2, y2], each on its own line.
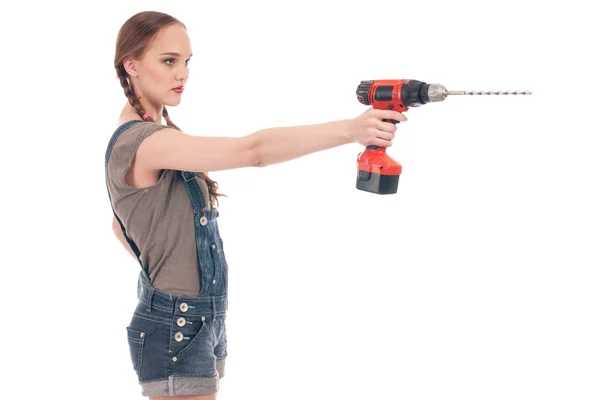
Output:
[126, 326, 145, 376]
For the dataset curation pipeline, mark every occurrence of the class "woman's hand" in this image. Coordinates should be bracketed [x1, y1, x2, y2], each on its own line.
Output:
[348, 108, 408, 147]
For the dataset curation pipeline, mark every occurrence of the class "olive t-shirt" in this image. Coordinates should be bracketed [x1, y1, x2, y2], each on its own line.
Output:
[106, 121, 212, 296]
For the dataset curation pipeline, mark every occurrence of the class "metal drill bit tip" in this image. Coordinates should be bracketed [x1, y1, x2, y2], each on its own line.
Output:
[447, 90, 532, 95]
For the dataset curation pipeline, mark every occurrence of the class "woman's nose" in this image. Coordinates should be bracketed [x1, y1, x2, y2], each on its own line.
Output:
[176, 68, 189, 83]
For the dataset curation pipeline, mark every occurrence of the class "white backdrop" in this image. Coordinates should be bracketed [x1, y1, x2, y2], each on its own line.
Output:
[2, 1, 599, 399]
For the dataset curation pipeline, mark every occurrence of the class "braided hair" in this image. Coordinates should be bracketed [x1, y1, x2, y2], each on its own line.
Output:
[114, 11, 225, 208]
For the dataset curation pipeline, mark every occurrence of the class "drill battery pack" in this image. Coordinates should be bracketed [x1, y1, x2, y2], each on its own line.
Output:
[356, 146, 402, 195]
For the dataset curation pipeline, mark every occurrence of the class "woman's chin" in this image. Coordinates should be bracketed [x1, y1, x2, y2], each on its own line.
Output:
[163, 98, 181, 107]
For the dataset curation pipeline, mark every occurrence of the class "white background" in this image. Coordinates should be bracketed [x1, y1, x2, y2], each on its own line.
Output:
[1, 1, 598, 399]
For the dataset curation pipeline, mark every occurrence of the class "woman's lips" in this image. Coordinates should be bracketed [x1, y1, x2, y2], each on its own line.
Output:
[173, 86, 184, 94]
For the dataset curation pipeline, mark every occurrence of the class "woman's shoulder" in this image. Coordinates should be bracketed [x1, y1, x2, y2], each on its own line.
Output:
[107, 115, 171, 188]
[111, 118, 169, 147]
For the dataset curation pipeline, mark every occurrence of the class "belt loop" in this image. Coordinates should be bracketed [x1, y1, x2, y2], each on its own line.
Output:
[146, 287, 155, 312]
[212, 297, 216, 322]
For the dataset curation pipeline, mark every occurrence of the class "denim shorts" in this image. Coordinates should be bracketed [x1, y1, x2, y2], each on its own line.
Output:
[126, 274, 228, 397]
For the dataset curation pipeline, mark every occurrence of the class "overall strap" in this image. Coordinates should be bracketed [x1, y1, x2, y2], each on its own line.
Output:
[104, 120, 150, 281]
[180, 171, 209, 224]
[180, 170, 223, 298]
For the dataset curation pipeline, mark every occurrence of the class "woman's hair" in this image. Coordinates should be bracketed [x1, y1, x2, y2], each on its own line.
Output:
[114, 11, 225, 208]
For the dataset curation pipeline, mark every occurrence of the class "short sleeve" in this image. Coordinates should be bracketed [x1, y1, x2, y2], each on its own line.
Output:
[107, 121, 169, 191]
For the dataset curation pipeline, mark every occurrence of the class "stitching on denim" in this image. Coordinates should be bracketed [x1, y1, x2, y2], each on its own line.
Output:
[134, 311, 172, 325]
[138, 299, 173, 312]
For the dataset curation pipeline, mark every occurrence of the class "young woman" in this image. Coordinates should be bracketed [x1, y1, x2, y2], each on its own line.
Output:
[106, 10, 406, 400]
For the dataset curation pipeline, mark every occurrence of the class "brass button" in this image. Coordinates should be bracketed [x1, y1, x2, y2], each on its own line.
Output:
[177, 317, 186, 327]
[140, 332, 144, 338]
[201, 316, 206, 322]
[212, 279, 216, 284]
[172, 357, 177, 362]
[174, 332, 183, 342]
[212, 244, 216, 249]
[179, 302, 188, 312]
[200, 216, 208, 226]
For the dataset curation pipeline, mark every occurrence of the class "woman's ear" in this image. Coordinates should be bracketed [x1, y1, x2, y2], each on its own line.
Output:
[123, 58, 138, 77]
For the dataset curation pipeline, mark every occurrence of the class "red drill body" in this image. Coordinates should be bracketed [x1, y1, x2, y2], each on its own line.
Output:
[355, 79, 426, 195]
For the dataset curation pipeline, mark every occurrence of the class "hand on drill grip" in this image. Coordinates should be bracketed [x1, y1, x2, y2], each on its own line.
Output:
[349, 108, 407, 148]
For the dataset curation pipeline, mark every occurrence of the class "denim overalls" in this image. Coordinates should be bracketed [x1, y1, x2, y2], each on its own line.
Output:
[105, 120, 228, 397]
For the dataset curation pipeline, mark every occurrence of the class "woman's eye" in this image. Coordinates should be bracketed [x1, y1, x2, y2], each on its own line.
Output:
[165, 58, 175, 65]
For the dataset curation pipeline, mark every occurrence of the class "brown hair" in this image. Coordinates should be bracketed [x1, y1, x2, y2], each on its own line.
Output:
[114, 11, 225, 208]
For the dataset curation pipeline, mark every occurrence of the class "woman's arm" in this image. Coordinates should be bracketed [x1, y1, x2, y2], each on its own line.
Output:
[135, 108, 407, 173]
[251, 119, 352, 167]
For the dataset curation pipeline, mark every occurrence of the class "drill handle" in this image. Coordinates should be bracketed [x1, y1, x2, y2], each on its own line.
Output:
[366, 119, 400, 150]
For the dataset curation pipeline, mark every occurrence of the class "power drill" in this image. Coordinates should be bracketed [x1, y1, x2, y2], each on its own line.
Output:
[355, 79, 531, 195]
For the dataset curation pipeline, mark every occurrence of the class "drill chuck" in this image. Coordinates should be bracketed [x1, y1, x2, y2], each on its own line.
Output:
[425, 84, 449, 103]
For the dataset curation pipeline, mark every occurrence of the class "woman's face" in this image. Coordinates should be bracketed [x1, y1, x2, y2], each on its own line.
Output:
[128, 23, 192, 107]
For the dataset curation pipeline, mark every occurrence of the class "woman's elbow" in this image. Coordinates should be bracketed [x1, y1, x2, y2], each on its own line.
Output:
[111, 217, 122, 236]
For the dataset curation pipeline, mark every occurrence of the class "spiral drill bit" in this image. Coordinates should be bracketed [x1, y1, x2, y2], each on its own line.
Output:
[424, 84, 532, 102]
[447, 90, 532, 95]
